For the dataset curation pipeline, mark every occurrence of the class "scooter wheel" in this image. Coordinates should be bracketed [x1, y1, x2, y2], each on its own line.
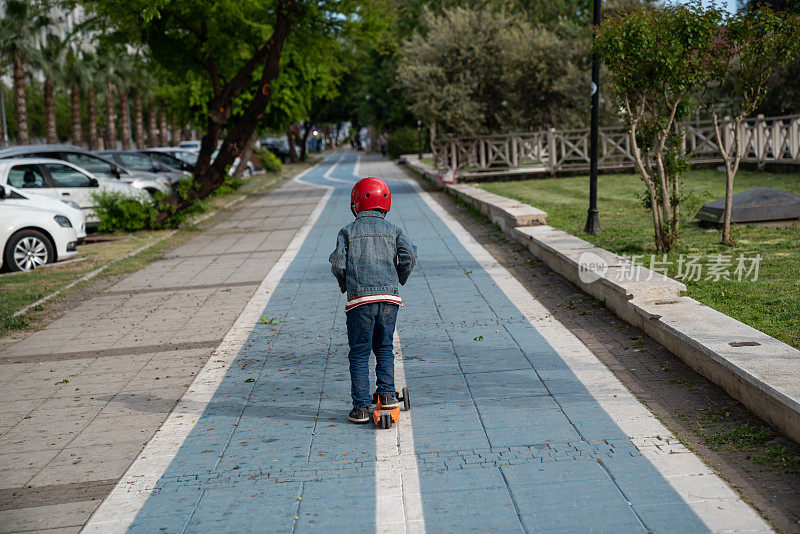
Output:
[381, 413, 392, 429]
[402, 387, 410, 411]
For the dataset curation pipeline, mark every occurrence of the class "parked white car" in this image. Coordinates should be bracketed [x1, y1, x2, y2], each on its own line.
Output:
[0, 184, 80, 271]
[0, 158, 146, 228]
[2, 184, 86, 240]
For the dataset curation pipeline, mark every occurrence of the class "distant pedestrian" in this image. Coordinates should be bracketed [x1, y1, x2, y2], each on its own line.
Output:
[329, 178, 417, 424]
[379, 132, 388, 158]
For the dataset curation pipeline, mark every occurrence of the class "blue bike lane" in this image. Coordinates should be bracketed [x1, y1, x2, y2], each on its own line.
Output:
[84, 153, 768, 533]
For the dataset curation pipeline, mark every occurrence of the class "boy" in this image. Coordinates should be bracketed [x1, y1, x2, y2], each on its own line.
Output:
[329, 177, 417, 423]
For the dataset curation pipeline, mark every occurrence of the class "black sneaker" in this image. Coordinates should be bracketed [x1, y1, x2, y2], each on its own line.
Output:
[378, 393, 399, 409]
[348, 406, 371, 424]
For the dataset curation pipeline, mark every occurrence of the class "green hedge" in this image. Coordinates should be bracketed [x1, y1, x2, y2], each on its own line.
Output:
[387, 127, 426, 159]
[92, 191, 158, 232]
[256, 149, 283, 173]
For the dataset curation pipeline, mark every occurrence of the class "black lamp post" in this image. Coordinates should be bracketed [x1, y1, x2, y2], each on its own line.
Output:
[584, 0, 602, 235]
[417, 119, 423, 159]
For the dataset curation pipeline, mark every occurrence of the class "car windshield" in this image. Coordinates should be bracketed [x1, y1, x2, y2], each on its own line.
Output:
[171, 151, 198, 165]
[63, 152, 116, 175]
[145, 152, 181, 167]
[117, 153, 157, 172]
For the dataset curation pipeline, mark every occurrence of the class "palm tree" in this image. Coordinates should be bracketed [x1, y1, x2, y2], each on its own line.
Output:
[0, 1, 48, 144]
[81, 53, 104, 150]
[34, 33, 69, 144]
[147, 104, 158, 147]
[63, 49, 87, 145]
[114, 54, 137, 149]
[95, 51, 118, 149]
[159, 110, 168, 146]
[131, 66, 155, 148]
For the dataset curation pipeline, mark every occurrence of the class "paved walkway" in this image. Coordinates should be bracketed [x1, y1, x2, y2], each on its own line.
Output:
[72, 153, 768, 533]
[0, 178, 323, 532]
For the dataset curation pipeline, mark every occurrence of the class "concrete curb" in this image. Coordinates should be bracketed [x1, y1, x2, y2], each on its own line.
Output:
[401, 154, 800, 444]
[399, 155, 547, 232]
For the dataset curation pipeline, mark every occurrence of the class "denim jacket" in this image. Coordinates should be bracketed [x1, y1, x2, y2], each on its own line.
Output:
[329, 210, 417, 312]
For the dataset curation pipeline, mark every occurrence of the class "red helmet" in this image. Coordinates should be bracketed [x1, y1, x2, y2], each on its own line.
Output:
[351, 177, 391, 215]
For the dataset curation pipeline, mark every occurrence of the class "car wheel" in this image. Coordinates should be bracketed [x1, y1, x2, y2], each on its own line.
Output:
[145, 188, 159, 197]
[244, 167, 253, 178]
[5, 229, 54, 272]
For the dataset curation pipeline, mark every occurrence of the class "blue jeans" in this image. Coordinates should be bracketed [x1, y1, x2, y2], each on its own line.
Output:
[346, 302, 398, 408]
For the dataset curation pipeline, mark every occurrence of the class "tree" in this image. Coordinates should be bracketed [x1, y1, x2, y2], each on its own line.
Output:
[113, 53, 138, 149]
[261, 35, 351, 161]
[81, 53, 104, 150]
[594, 3, 724, 252]
[0, 0, 49, 144]
[96, 50, 118, 149]
[130, 64, 157, 149]
[396, 5, 590, 139]
[64, 49, 87, 145]
[82, 0, 390, 224]
[743, 0, 800, 118]
[705, 8, 800, 245]
[33, 33, 70, 144]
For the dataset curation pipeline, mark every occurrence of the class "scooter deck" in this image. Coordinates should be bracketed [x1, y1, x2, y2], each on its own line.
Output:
[372, 387, 410, 429]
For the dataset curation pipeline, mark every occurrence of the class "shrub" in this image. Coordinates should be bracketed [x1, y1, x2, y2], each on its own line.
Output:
[257, 149, 283, 173]
[387, 127, 425, 159]
[92, 191, 158, 232]
[212, 173, 245, 197]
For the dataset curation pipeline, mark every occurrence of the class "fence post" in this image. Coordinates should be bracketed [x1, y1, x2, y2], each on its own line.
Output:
[511, 135, 519, 168]
[772, 120, 783, 160]
[547, 128, 557, 175]
[791, 117, 800, 159]
[756, 114, 766, 170]
[479, 138, 486, 170]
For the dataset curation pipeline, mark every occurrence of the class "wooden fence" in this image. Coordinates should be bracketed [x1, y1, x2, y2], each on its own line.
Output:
[432, 114, 800, 179]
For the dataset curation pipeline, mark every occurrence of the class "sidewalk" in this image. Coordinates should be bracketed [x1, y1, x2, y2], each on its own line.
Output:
[75, 153, 768, 533]
[0, 177, 324, 532]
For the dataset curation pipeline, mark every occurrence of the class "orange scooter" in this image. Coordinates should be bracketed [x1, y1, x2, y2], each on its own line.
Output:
[372, 387, 410, 429]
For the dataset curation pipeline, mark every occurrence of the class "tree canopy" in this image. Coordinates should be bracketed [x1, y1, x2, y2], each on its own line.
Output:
[80, 0, 393, 220]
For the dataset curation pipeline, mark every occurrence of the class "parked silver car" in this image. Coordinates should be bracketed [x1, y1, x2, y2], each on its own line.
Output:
[0, 145, 170, 196]
[96, 150, 189, 185]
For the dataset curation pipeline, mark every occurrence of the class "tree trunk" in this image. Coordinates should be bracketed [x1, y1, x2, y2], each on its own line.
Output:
[120, 91, 131, 149]
[87, 87, 99, 150]
[286, 128, 297, 162]
[70, 84, 82, 146]
[155, 0, 299, 224]
[159, 111, 168, 146]
[105, 82, 116, 149]
[13, 54, 29, 145]
[300, 123, 313, 161]
[133, 95, 145, 148]
[147, 106, 158, 147]
[44, 78, 57, 144]
[171, 117, 181, 145]
[722, 167, 735, 245]
[233, 131, 257, 179]
[711, 112, 741, 247]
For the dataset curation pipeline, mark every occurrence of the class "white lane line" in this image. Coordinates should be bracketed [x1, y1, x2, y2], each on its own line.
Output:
[402, 177, 771, 534]
[321, 154, 358, 184]
[374, 332, 426, 534]
[82, 165, 333, 533]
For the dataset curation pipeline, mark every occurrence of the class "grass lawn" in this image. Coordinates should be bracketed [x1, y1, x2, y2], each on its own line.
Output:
[478, 168, 800, 350]
[0, 160, 316, 338]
